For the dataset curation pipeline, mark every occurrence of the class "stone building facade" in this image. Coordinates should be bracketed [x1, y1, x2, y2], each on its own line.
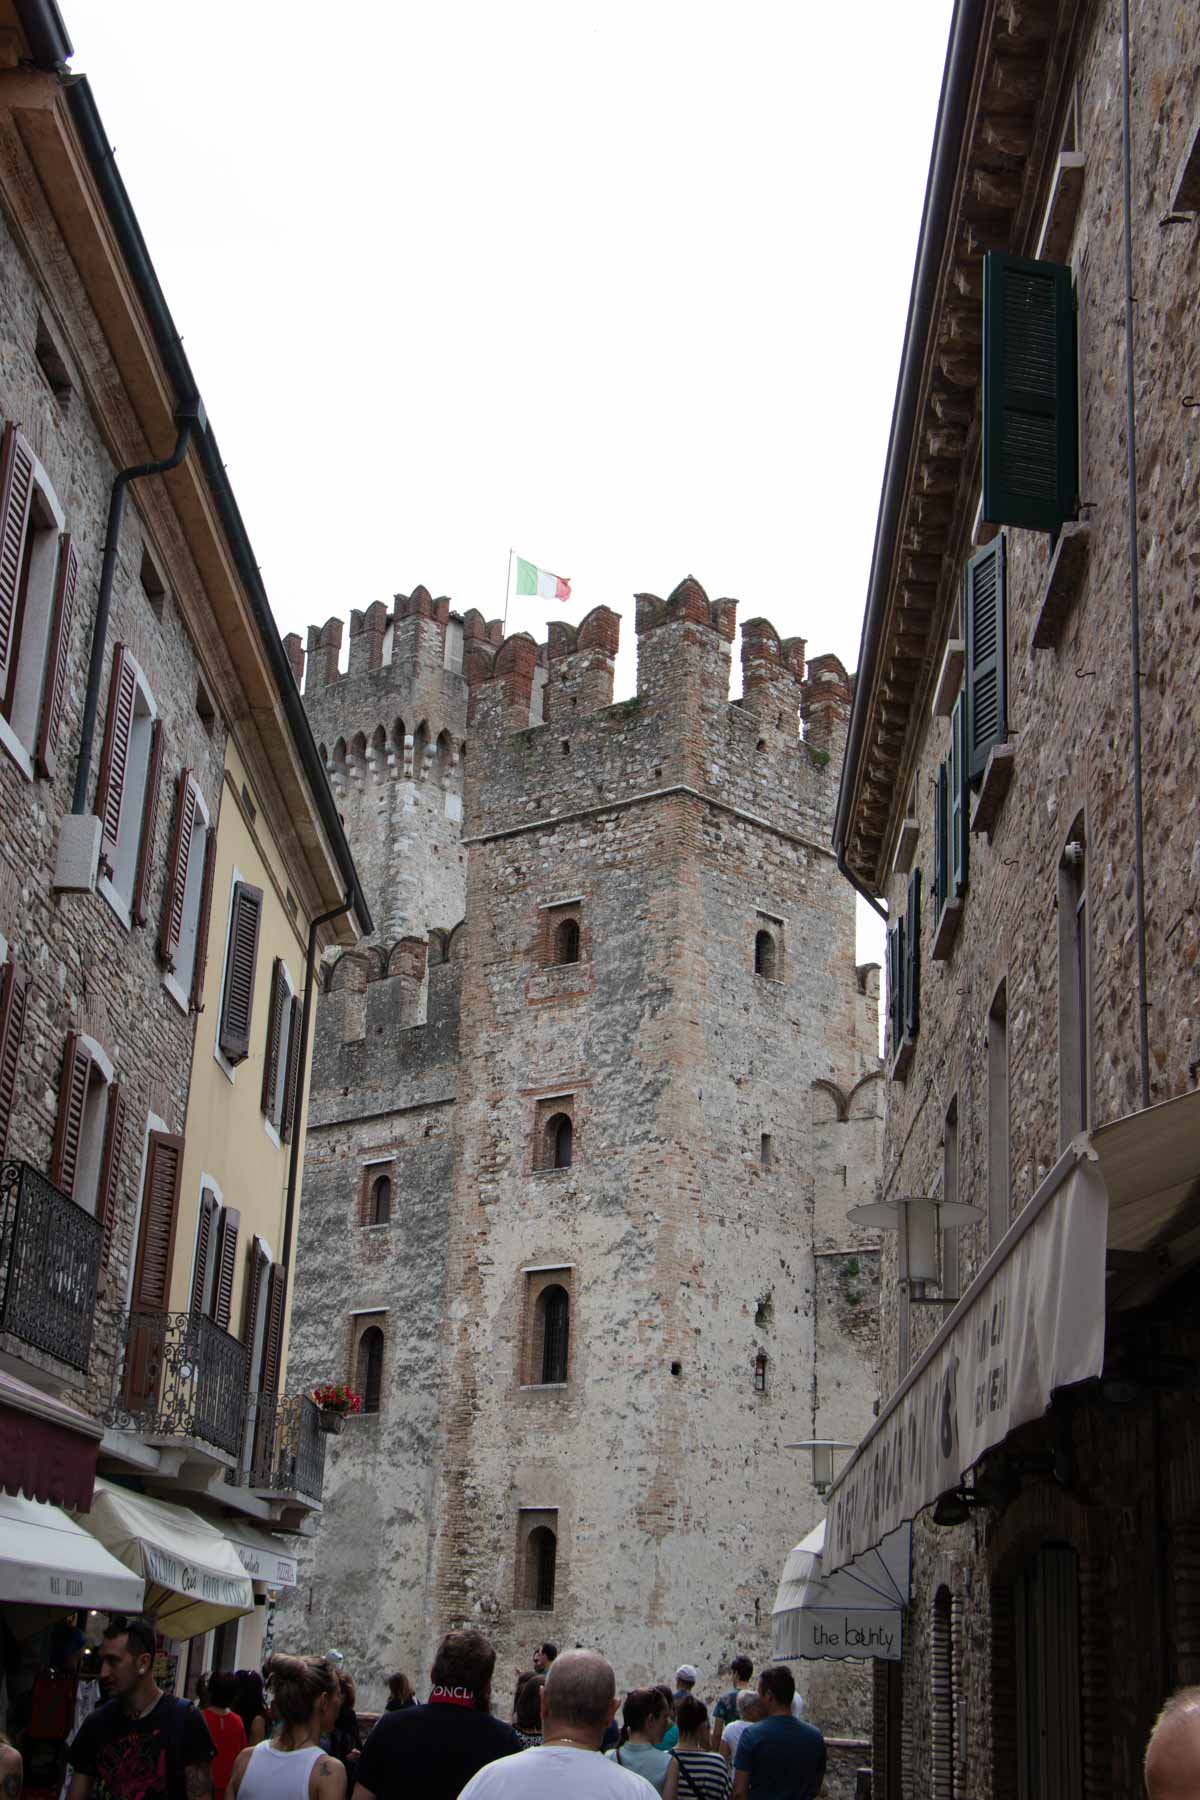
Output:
[830, 0, 1200, 1794]
[282, 579, 884, 1727]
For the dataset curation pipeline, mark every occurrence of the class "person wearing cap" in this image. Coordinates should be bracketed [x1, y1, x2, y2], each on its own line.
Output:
[672, 1669, 698, 1707]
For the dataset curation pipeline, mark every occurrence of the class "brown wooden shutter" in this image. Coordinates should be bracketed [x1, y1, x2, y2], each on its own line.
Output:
[280, 995, 302, 1144]
[131, 719, 164, 928]
[190, 1188, 219, 1314]
[0, 423, 35, 696]
[157, 769, 196, 971]
[258, 1261, 286, 1399]
[34, 534, 79, 781]
[260, 958, 288, 1120]
[50, 1032, 94, 1199]
[124, 1130, 184, 1410]
[0, 961, 29, 1160]
[219, 882, 263, 1063]
[94, 645, 137, 875]
[212, 1206, 241, 1331]
[95, 1082, 127, 1265]
[242, 1236, 269, 1361]
[190, 826, 217, 1010]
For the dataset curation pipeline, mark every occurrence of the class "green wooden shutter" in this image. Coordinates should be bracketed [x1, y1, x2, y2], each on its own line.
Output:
[903, 870, 921, 1041]
[887, 922, 903, 1057]
[934, 763, 948, 919]
[950, 691, 969, 896]
[965, 537, 1007, 784]
[982, 252, 1077, 531]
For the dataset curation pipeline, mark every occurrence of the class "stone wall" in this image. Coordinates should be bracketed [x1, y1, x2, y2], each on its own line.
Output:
[0, 179, 227, 1416]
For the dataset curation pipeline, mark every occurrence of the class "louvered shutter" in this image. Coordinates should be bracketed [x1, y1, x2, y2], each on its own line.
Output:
[950, 691, 969, 897]
[258, 1262, 286, 1400]
[982, 252, 1078, 532]
[189, 826, 217, 1011]
[903, 870, 921, 1042]
[933, 762, 948, 919]
[0, 424, 35, 697]
[157, 769, 196, 971]
[190, 1188, 219, 1314]
[212, 1206, 240, 1330]
[260, 959, 288, 1120]
[280, 995, 302, 1144]
[124, 1130, 184, 1410]
[219, 882, 263, 1064]
[242, 1236, 269, 1368]
[887, 924, 903, 1059]
[33, 534, 79, 781]
[964, 538, 1007, 785]
[131, 719, 164, 928]
[50, 1032, 93, 1199]
[0, 961, 29, 1159]
[95, 1082, 127, 1265]
[94, 645, 137, 875]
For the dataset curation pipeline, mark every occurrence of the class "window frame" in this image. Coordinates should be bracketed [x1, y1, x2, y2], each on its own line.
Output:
[0, 432, 68, 783]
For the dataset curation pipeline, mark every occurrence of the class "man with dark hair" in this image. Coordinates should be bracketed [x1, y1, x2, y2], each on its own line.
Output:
[458, 1650, 656, 1797]
[732, 1666, 825, 1800]
[712, 1659, 754, 1754]
[352, 1630, 521, 1800]
[67, 1616, 214, 1800]
[530, 1645, 557, 1675]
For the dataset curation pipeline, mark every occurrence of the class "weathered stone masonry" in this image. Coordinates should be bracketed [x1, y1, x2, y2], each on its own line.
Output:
[283, 579, 882, 1733]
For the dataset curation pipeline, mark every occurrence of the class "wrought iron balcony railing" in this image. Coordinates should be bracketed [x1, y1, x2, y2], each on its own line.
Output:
[0, 1160, 102, 1373]
[108, 1310, 250, 1459]
[242, 1392, 326, 1502]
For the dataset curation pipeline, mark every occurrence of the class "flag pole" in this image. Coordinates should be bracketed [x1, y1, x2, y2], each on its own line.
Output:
[502, 548, 513, 636]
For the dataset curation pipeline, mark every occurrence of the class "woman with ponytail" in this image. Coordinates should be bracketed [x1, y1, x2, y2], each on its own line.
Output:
[227, 1657, 345, 1800]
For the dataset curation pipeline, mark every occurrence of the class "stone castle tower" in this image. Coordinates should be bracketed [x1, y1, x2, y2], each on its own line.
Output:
[279, 579, 883, 1724]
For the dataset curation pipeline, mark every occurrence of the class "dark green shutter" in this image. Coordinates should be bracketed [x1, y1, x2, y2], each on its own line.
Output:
[982, 252, 1077, 531]
[903, 870, 920, 1041]
[950, 690, 969, 895]
[965, 537, 1007, 784]
[934, 763, 948, 919]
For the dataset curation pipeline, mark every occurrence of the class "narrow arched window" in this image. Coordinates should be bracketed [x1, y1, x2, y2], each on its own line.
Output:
[754, 930, 776, 979]
[528, 1527, 557, 1610]
[370, 1174, 391, 1225]
[539, 1285, 570, 1384]
[357, 1326, 384, 1413]
[554, 918, 580, 965]
[545, 1113, 572, 1169]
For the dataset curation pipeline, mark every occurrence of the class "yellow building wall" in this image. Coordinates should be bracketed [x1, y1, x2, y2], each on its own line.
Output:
[171, 737, 312, 1386]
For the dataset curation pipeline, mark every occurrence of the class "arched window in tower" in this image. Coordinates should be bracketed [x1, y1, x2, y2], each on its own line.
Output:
[554, 918, 580, 965]
[528, 1526, 557, 1611]
[369, 1174, 391, 1225]
[753, 1351, 768, 1393]
[356, 1326, 384, 1414]
[545, 1113, 573, 1170]
[538, 1284, 570, 1384]
[754, 929, 777, 979]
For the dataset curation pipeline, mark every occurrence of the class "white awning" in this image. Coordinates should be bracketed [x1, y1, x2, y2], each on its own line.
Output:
[824, 1090, 1200, 1576]
[0, 1491, 145, 1610]
[225, 1524, 299, 1588]
[772, 1519, 909, 1663]
[74, 1480, 253, 1640]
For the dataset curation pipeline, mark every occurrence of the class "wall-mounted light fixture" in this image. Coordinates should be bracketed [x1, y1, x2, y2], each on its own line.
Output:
[783, 1439, 857, 1496]
[847, 1193, 983, 1298]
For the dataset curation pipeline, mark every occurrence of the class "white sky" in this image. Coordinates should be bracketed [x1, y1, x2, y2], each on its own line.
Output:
[64, 0, 954, 967]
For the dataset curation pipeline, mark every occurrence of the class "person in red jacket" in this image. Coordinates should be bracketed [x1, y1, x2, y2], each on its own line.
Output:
[204, 1671, 249, 1800]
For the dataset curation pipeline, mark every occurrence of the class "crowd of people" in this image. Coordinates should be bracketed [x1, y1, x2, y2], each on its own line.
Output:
[9, 1612, 1200, 1798]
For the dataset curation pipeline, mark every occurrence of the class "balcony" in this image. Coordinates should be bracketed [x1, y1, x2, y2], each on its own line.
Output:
[0, 1160, 102, 1378]
[243, 1392, 326, 1515]
[106, 1310, 250, 1463]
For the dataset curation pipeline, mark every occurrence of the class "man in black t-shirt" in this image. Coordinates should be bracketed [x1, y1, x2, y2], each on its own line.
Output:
[68, 1616, 214, 1800]
[352, 1630, 520, 1800]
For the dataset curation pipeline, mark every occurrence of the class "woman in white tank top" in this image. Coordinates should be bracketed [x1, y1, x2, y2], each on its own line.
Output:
[228, 1655, 346, 1800]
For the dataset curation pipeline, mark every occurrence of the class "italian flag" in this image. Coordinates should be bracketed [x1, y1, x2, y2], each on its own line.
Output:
[515, 556, 571, 601]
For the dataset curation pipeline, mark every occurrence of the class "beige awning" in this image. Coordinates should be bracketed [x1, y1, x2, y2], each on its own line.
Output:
[74, 1480, 253, 1640]
[823, 1090, 1200, 1576]
[225, 1523, 299, 1588]
[0, 1492, 145, 1611]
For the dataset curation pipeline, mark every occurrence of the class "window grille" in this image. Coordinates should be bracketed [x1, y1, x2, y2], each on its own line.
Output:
[529, 1527, 557, 1610]
[358, 1326, 384, 1413]
[540, 1285, 569, 1384]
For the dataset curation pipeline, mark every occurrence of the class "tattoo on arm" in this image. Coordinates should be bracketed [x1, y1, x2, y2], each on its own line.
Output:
[185, 1764, 213, 1800]
[4, 1770, 22, 1800]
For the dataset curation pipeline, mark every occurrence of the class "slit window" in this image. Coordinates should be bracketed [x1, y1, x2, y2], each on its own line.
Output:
[554, 918, 580, 965]
[754, 1351, 768, 1394]
[539, 1284, 570, 1384]
[526, 1525, 557, 1610]
[356, 1324, 384, 1413]
[754, 930, 777, 979]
